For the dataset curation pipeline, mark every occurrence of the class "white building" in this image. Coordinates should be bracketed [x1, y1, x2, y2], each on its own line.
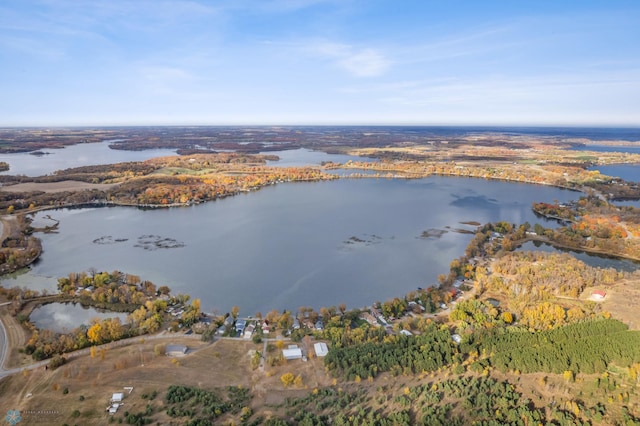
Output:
[282, 347, 303, 360]
[314, 342, 329, 357]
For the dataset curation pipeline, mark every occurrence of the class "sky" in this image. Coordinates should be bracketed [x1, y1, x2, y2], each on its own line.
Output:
[1, 0, 639, 126]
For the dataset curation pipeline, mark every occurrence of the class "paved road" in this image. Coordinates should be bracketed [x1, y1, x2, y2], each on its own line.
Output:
[0, 312, 8, 374]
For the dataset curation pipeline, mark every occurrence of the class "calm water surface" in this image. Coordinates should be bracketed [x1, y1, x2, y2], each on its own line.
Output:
[30, 303, 128, 333]
[517, 241, 639, 272]
[572, 144, 640, 155]
[0, 141, 178, 176]
[4, 177, 578, 315]
[589, 164, 639, 183]
[264, 148, 375, 167]
[0, 144, 368, 177]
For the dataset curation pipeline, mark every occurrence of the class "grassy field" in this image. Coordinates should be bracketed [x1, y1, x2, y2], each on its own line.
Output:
[0, 336, 334, 425]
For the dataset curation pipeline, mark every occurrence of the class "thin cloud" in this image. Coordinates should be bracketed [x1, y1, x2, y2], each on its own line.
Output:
[338, 48, 389, 77]
[310, 42, 390, 77]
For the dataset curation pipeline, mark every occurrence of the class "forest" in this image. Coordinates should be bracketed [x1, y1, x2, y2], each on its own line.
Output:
[471, 318, 640, 374]
[324, 323, 457, 380]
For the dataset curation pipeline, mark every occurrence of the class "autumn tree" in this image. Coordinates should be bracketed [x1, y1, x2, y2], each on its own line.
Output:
[87, 322, 102, 344]
[281, 372, 295, 387]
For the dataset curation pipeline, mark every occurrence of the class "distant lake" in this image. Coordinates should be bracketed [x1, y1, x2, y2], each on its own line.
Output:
[0, 143, 370, 177]
[572, 144, 640, 155]
[613, 200, 640, 208]
[588, 164, 639, 183]
[4, 177, 578, 316]
[30, 302, 128, 334]
[264, 148, 375, 167]
[517, 241, 639, 272]
[0, 140, 178, 177]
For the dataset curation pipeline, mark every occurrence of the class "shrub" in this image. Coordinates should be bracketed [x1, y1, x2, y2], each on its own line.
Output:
[49, 354, 67, 370]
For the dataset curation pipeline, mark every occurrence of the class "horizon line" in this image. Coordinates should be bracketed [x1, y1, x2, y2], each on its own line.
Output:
[1, 122, 639, 129]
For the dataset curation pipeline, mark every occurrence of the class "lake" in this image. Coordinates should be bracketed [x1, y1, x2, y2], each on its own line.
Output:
[517, 240, 639, 272]
[0, 142, 369, 177]
[3, 177, 578, 316]
[264, 148, 375, 167]
[0, 140, 179, 177]
[29, 302, 128, 334]
[572, 144, 640, 155]
[588, 164, 639, 184]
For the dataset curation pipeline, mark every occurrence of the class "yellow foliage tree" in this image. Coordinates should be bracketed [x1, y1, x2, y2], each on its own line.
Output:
[501, 312, 513, 324]
[280, 372, 295, 387]
[563, 370, 574, 383]
[87, 323, 102, 344]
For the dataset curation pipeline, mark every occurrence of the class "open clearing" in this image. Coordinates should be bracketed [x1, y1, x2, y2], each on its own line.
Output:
[0, 336, 333, 424]
[598, 275, 640, 330]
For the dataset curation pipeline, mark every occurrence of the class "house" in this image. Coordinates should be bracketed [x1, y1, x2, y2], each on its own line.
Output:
[370, 307, 382, 319]
[166, 345, 188, 357]
[108, 403, 121, 414]
[282, 346, 303, 360]
[111, 393, 124, 403]
[235, 319, 247, 332]
[223, 316, 234, 328]
[591, 290, 607, 301]
[243, 324, 255, 339]
[408, 301, 425, 312]
[314, 342, 329, 357]
[359, 312, 379, 326]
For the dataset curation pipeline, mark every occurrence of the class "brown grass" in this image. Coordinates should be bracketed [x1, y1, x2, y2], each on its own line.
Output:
[598, 274, 640, 330]
[0, 336, 339, 424]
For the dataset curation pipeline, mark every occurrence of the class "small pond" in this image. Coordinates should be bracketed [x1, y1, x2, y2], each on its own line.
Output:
[29, 302, 128, 334]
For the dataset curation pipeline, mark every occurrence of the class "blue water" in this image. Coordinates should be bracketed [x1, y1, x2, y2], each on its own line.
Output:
[349, 126, 640, 141]
[4, 177, 577, 315]
[588, 164, 639, 183]
[573, 145, 640, 155]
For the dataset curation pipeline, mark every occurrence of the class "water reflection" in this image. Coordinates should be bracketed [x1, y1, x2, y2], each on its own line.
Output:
[29, 302, 128, 333]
